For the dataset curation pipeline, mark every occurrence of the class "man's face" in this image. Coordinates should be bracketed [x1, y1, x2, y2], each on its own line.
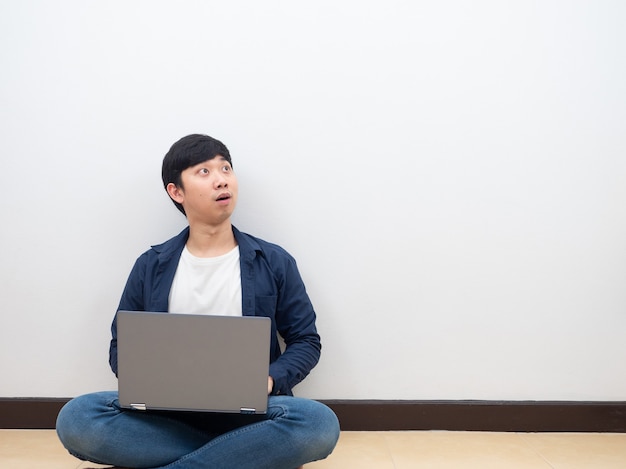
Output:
[168, 156, 238, 225]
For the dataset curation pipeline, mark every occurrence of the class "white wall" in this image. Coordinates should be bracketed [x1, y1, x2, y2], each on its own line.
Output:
[1, 1, 625, 401]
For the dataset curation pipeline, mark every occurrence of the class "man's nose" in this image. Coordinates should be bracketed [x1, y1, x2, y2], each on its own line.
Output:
[213, 173, 228, 188]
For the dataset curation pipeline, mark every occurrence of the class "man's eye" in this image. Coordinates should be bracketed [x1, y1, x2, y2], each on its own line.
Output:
[222, 165, 232, 172]
[199, 168, 209, 174]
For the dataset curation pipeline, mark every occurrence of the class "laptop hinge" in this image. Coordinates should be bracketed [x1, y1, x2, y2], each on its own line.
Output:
[240, 407, 256, 414]
[130, 403, 147, 411]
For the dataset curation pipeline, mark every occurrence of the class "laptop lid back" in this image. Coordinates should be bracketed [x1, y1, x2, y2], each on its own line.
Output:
[117, 311, 271, 414]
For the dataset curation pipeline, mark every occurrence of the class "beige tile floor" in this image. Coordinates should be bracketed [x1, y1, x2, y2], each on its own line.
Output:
[1, 429, 625, 468]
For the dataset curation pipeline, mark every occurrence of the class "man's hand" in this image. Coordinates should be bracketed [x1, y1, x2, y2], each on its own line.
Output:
[267, 376, 274, 395]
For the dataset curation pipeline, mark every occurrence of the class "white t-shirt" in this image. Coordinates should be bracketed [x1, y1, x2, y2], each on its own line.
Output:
[168, 245, 242, 316]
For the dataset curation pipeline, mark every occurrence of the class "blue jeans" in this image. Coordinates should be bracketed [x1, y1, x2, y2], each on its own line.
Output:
[56, 391, 339, 469]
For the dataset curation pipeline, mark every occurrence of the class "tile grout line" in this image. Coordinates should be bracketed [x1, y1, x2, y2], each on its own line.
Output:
[515, 433, 556, 469]
[382, 431, 399, 469]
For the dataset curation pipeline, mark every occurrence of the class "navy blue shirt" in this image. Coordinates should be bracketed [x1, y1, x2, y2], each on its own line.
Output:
[109, 226, 321, 396]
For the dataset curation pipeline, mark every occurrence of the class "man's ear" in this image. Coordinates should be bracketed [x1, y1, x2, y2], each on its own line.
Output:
[166, 183, 184, 204]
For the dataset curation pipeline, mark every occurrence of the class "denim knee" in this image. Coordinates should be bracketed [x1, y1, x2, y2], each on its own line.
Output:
[305, 400, 341, 460]
[55, 391, 118, 462]
[269, 396, 340, 462]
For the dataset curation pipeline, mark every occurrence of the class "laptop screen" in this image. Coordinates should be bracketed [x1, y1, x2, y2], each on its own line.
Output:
[116, 311, 271, 414]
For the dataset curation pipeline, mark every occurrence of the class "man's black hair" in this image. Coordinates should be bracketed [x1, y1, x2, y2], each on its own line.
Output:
[161, 134, 232, 215]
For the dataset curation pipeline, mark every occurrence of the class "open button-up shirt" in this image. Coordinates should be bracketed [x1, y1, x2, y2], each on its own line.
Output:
[109, 226, 321, 396]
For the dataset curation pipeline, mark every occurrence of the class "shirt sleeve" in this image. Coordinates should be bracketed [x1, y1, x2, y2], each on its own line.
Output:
[268, 254, 321, 395]
[108, 253, 149, 376]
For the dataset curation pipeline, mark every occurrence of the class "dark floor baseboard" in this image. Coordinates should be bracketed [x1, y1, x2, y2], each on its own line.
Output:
[0, 398, 69, 430]
[323, 400, 626, 432]
[1, 398, 625, 432]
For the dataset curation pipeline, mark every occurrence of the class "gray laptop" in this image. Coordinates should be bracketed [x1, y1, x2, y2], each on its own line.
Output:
[116, 311, 271, 414]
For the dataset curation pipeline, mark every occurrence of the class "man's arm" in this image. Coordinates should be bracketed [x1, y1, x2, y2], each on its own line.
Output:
[109, 253, 149, 376]
[268, 255, 321, 395]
